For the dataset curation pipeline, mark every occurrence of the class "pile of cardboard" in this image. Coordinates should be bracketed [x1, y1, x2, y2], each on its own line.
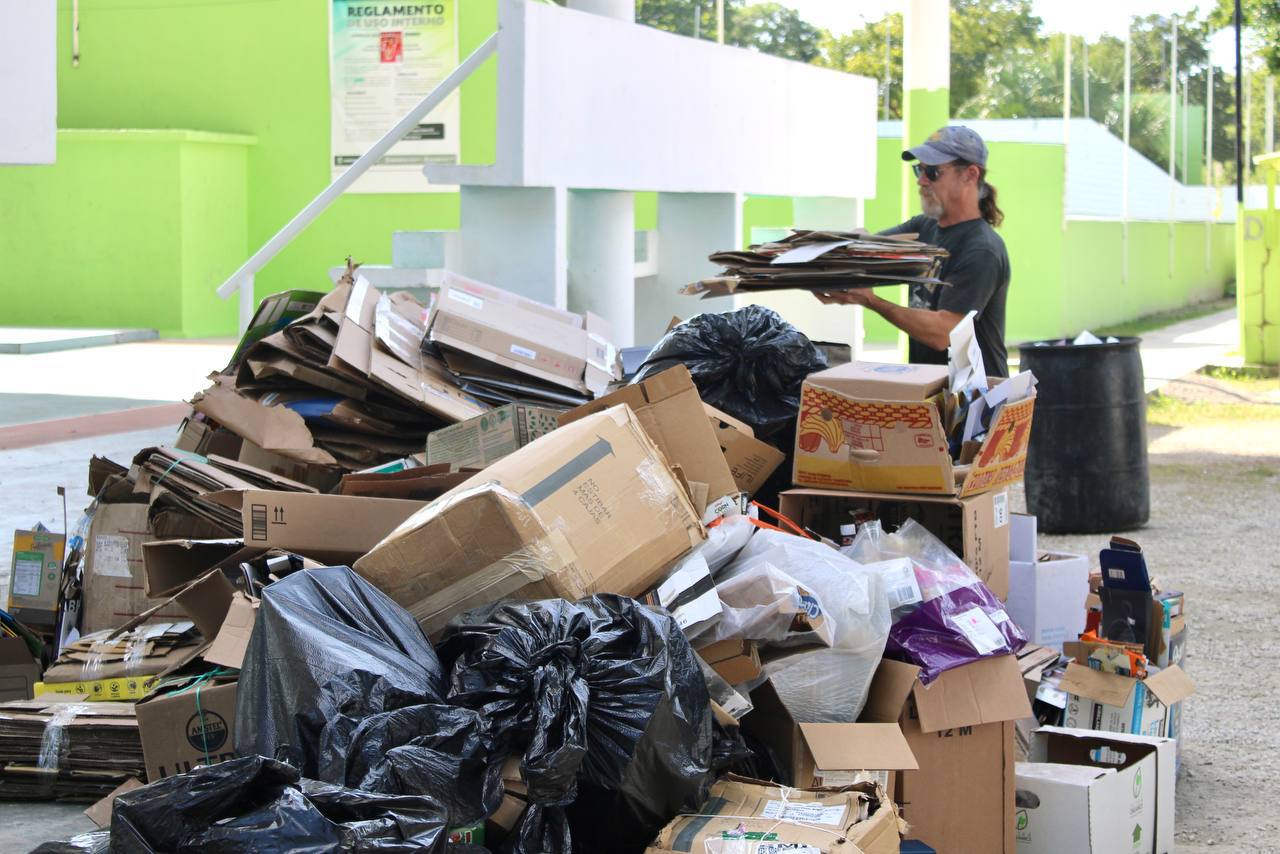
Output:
[426, 271, 620, 408]
[8, 278, 1199, 854]
[682, 229, 948, 298]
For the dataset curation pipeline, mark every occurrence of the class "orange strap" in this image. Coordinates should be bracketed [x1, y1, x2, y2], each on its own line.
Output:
[708, 503, 815, 540]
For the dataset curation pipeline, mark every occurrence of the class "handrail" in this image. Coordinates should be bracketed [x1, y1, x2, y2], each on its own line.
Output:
[216, 30, 501, 331]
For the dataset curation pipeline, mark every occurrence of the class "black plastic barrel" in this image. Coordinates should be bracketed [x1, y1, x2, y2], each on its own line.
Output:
[1018, 337, 1149, 533]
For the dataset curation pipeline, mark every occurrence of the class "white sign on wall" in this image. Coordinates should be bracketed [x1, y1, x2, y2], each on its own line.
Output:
[330, 1, 460, 193]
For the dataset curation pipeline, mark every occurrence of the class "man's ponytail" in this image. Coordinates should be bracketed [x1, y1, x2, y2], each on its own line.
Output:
[978, 168, 1004, 227]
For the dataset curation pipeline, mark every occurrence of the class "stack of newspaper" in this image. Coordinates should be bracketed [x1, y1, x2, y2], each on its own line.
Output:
[681, 229, 948, 297]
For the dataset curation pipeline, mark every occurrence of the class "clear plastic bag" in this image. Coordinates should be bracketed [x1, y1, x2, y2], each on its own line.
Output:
[716, 530, 891, 722]
[848, 519, 1026, 683]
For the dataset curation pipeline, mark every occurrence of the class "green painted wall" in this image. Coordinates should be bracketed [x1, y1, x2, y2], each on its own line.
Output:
[43, 0, 491, 334]
[0, 130, 250, 337]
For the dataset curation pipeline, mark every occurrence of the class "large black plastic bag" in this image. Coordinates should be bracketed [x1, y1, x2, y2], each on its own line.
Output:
[235, 567, 501, 825]
[438, 595, 714, 854]
[108, 754, 450, 853]
[633, 305, 827, 438]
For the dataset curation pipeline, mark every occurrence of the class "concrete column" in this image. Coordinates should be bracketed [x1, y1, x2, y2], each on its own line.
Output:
[901, 0, 950, 220]
[455, 185, 567, 307]
[644, 192, 740, 345]
[568, 190, 636, 345]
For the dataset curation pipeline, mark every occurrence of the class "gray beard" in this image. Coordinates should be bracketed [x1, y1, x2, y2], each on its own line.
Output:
[920, 195, 944, 219]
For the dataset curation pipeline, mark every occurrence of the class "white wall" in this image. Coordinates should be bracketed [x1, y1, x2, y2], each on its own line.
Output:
[430, 0, 879, 197]
[0, 0, 56, 165]
[881, 117, 1258, 222]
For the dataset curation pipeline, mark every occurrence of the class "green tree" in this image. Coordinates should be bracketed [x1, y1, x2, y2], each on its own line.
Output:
[816, 14, 902, 117]
[949, 0, 1044, 114]
[728, 3, 822, 62]
[1210, 0, 1280, 74]
[635, 0, 741, 40]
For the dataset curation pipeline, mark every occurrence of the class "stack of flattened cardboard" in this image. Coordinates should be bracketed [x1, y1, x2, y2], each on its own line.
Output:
[130, 447, 316, 538]
[682, 229, 948, 298]
[195, 266, 489, 476]
[0, 698, 143, 801]
[426, 272, 620, 408]
[38, 622, 202, 701]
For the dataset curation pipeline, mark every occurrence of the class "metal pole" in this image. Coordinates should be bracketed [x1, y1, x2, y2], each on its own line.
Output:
[1169, 16, 1177, 276]
[1207, 55, 1214, 272]
[1183, 73, 1190, 182]
[883, 19, 892, 121]
[239, 273, 255, 332]
[694, 3, 700, 40]
[716, 0, 724, 44]
[1267, 75, 1275, 154]
[1236, 0, 1244, 204]
[216, 30, 500, 308]
[1123, 20, 1131, 284]
[1083, 38, 1090, 120]
[1063, 31, 1071, 232]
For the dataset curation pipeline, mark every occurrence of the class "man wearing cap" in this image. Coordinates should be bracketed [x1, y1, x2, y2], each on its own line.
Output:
[818, 125, 1010, 377]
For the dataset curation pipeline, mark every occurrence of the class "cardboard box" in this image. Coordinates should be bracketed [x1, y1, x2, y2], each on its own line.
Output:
[794, 361, 1035, 497]
[142, 538, 261, 599]
[1007, 514, 1089, 651]
[1015, 726, 1176, 854]
[237, 439, 342, 493]
[205, 490, 425, 564]
[203, 592, 257, 670]
[7, 527, 65, 628]
[696, 638, 762, 686]
[744, 679, 918, 798]
[648, 775, 902, 854]
[779, 487, 1012, 601]
[864, 655, 1033, 854]
[426, 403, 561, 468]
[561, 366, 740, 511]
[428, 272, 619, 395]
[0, 636, 41, 702]
[81, 501, 189, 635]
[355, 405, 706, 636]
[1059, 661, 1195, 740]
[705, 404, 787, 498]
[136, 678, 238, 782]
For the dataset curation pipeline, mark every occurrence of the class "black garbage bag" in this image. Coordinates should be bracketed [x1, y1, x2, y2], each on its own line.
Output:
[438, 595, 714, 854]
[633, 305, 827, 438]
[108, 754, 449, 853]
[28, 832, 111, 854]
[236, 567, 501, 825]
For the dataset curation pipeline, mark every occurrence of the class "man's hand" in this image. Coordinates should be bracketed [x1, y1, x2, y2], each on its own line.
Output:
[814, 290, 872, 306]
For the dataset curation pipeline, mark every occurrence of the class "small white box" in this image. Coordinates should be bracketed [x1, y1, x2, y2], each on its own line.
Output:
[1016, 726, 1176, 854]
[1007, 514, 1089, 650]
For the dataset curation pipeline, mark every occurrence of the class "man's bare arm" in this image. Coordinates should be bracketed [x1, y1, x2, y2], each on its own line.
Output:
[815, 290, 963, 350]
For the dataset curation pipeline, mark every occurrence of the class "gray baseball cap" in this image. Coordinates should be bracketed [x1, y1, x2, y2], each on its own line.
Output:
[902, 126, 988, 167]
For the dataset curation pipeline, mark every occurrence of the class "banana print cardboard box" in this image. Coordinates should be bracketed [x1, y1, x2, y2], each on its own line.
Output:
[793, 361, 1035, 497]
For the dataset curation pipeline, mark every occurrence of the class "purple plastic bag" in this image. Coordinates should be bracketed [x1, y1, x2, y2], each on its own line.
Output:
[849, 519, 1026, 683]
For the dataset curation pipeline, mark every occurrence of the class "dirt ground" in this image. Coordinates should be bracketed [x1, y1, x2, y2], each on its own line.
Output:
[1010, 371, 1280, 853]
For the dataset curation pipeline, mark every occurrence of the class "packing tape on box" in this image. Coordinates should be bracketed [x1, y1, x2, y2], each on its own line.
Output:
[37, 703, 89, 773]
[670, 784, 856, 852]
[410, 529, 580, 638]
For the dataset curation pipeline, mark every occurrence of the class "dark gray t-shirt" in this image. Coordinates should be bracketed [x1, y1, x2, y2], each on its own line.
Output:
[881, 215, 1011, 377]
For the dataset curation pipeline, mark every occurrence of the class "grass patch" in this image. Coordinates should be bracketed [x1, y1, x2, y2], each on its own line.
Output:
[1199, 366, 1280, 394]
[1095, 298, 1234, 338]
[1147, 393, 1280, 426]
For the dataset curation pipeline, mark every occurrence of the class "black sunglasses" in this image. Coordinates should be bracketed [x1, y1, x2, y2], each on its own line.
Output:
[912, 162, 951, 182]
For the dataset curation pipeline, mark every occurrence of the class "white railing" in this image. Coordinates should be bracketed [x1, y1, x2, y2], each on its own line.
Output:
[215, 31, 501, 332]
